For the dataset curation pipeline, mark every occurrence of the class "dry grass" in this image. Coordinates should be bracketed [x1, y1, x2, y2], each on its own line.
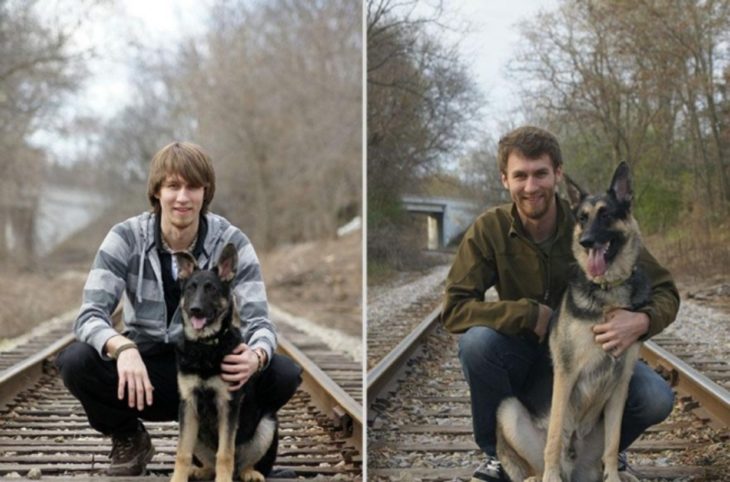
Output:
[645, 219, 730, 284]
[0, 203, 141, 340]
[0, 270, 86, 338]
[259, 231, 362, 338]
[367, 214, 445, 286]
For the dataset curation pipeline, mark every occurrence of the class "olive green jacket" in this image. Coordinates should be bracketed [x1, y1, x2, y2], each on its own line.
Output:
[441, 197, 679, 339]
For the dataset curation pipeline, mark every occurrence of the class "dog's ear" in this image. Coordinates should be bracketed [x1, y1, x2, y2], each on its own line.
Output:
[175, 252, 198, 280]
[215, 243, 238, 282]
[609, 161, 632, 205]
[564, 174, 587, 210]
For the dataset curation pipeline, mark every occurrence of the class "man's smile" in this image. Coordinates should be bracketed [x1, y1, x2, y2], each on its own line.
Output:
[522, 194, 544, 203]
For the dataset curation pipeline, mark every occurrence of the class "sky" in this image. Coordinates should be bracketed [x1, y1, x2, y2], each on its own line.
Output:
[459, 1, 560, 121]
[83, 0, 208, 116]
[420, 0, 560, 140]
[36, 0, 559, 163]
[31, 0, 208, 163]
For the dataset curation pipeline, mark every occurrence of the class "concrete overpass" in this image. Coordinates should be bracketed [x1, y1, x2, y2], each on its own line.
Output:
[402, 195, 483, 249]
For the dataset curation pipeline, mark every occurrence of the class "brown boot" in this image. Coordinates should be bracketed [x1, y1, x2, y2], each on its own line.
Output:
[106, 424, 155, 476]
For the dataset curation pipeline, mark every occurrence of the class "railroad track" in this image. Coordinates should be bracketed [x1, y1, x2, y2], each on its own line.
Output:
[649, 332, 730, 393]
[366, 265, 448, 371]
[367, 305, 730, 481]
[0, 308, 362, 480]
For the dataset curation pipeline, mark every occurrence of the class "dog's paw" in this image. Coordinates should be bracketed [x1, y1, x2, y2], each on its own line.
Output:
[542, 470, 561, 482]
[214, 458, 235, 482]
[189, 466, 214, 480]
[239, 467, 265, 482]
[524, 477, 541, 482]
[603, 470, 635, 482]
[170, 471, 188, 482]
[215, 472, 234, 482]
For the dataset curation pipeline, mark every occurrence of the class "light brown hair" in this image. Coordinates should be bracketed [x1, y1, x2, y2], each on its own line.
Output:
[497, 126, 562, 174]
[147, 141, 216, 214]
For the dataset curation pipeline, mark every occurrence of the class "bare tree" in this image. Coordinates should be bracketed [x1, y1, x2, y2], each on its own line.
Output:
[508, 0, 729, 223]
[91, 0, 362, 250]
[0, 0, 97, 263]
[367, 0, 481, 265]
[649, 0, 730, 205]
[457, 137, 507, 207]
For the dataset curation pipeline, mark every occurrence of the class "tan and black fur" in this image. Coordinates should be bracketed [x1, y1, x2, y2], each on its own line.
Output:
[496, 162, 649, 482]
[169, 244, 277, 482]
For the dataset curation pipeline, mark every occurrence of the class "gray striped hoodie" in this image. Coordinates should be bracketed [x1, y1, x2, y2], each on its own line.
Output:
[74, 211, 277, 366]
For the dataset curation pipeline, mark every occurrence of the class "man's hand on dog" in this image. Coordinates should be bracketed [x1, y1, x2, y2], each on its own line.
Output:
[593, 309, 650, 357]
[221, 343, 260, 391]
[535, 304, 553, 343]
[115, 347, 154, 411]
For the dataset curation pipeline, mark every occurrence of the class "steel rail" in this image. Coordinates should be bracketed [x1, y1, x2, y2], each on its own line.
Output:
[366, 304, 730, 431]
[0, 312, 364, 454]
[0, 307, 122, 409]
[367, 305, 441, 406]
[277, 336, 363, 453]
[0, 332, 75, 409]
[641, 340, 730, 428]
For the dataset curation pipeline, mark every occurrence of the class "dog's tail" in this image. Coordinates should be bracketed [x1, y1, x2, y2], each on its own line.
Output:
[496, 397, 545, 480]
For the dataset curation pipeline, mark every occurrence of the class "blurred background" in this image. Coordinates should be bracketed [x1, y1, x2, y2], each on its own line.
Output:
[0, 0, 362, 342]
[367, 0, 730, 290]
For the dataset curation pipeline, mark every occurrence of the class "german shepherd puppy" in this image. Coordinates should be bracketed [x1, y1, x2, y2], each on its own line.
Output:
[496, 162, 649, 482]
[170, 244, 277, 482]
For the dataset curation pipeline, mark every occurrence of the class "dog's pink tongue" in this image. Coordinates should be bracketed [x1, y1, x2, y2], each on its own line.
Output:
[191, 316, 207, 330]
[587, 247, 607, 278]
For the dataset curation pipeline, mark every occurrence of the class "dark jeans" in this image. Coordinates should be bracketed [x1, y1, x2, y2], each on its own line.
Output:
[56, 341, 302, 437]
[458, 326, 674, 457]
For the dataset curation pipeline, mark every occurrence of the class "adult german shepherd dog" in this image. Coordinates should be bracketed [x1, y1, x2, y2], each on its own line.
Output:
[170, 244, 277, 482]
[496, 162, 648, 482]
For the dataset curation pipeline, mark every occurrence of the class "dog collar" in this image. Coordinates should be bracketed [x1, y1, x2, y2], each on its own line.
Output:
[198, 322, 234, 346]
[593, 266, 637, 290]
[596, 278, 625, 290]
[197, 335, 221, 346]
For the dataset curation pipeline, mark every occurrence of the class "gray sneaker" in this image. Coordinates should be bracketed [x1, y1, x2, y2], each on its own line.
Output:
[618, 451, 640, 481]
[106, 424, 155, 476]
[470, 455, 509, 481]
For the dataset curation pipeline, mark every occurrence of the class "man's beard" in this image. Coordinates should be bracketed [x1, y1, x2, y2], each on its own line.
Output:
[517, 192, 553, 220]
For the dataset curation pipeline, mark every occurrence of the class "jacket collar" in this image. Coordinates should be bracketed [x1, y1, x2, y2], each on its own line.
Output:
[141, 212, 225, 261]
[153, 213, 208, 258]
[136, 211, 227, 302]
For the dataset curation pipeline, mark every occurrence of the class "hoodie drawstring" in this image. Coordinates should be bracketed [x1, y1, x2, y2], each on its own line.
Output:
[136, 223, 148, 304]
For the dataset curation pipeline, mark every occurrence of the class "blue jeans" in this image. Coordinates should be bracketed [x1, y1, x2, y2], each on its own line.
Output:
[458, 326, 674, 456]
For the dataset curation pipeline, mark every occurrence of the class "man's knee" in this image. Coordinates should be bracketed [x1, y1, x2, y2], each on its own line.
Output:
[273, 354, 302, 394]
[458, 326, 502, 368]
[56, 341, 105, 392]
[261, 354, 302, 409]
[626, 362, 674, 426]
[637, 381, 674, 425]
[458, 326, 538, 369]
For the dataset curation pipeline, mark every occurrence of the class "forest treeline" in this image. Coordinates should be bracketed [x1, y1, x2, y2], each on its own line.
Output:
[368, 0, 730, 276]
[0, 0, 361, 265]
[3, 0, 728, 276]
[511, 0, 730, 233]
[367, 0, 481, 268]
